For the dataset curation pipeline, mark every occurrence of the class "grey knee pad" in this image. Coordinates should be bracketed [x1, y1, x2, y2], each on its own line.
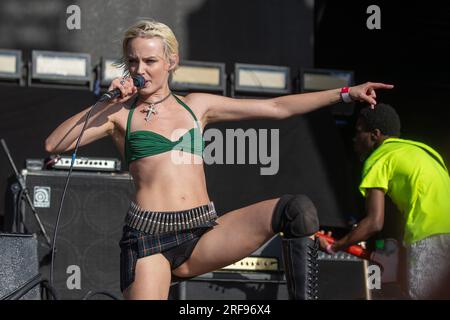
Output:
[272, 194, 319, 238]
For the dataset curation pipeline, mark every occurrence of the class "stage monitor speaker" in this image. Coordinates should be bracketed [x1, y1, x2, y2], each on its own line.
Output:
[20, 169, 135, 300]
[0, 233, 40, 300]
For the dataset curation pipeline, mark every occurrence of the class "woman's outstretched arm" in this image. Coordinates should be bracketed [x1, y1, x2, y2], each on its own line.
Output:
[190, 82, 393, 125]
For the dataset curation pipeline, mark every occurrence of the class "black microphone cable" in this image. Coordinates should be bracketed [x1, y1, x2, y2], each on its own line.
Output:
[50, 99, 102, 287]
[49, 75, 145, 288]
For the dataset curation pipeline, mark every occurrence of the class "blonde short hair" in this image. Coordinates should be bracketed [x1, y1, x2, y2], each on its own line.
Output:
[119, 19, 179, 74]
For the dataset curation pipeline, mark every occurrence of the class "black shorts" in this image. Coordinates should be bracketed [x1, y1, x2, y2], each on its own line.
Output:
[119, 224, 213, 292]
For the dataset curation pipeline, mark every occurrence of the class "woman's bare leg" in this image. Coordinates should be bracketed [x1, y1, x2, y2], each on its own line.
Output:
[123, 253, 172, 300]
[172, 198, 279, 278]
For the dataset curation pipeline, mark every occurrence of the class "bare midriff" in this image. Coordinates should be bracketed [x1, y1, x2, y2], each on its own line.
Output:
[128, 151, 210, 211]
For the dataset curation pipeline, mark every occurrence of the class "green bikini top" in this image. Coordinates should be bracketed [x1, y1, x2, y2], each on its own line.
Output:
[124, 94, 204, 164]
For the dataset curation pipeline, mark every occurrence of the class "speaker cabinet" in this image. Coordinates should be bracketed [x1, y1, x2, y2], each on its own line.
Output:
[0, 233, 40, 300]
[20, 170, 135, 300]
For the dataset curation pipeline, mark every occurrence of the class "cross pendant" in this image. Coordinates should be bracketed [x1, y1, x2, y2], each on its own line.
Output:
[144, 104, 158, 122]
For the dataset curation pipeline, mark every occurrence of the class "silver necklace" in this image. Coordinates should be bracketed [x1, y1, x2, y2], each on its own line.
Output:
[139, 92, 172, 122]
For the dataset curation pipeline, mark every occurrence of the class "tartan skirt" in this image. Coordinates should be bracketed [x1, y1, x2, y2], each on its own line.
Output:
[119, 202, 218, 292]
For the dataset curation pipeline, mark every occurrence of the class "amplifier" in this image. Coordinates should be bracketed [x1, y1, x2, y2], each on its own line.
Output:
[50, 156, 121, 172]
[171, 270, 289, 300]
[16, 169, 135, 300]
[317, 252, 369, 300]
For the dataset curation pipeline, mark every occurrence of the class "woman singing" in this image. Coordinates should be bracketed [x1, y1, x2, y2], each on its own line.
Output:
[45, 19, 393, 300]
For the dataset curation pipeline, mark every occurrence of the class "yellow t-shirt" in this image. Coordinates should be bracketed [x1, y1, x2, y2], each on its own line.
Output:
[359, 138, 450, 245]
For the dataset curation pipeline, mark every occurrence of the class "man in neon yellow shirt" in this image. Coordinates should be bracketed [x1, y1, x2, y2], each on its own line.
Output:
[320, 103, 450, 299]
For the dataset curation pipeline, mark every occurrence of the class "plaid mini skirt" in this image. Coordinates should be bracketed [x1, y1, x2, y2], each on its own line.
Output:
[119, 201, 218, 292]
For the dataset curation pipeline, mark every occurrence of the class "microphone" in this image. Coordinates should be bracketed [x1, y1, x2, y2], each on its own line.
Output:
[99, 75, 146, 102]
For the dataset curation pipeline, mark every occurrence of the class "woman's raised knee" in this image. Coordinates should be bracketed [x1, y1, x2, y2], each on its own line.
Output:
[271, 194, 319, 238]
